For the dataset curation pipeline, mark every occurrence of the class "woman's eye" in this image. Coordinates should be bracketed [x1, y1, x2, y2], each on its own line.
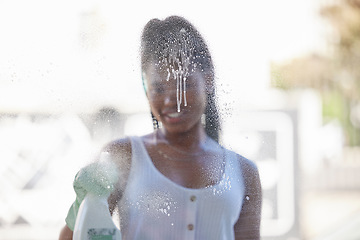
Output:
[155, 87, 164, 93]
[185, 82, 198, 91]
[186, 82, 194, 88]
[150, 86, 164, 95]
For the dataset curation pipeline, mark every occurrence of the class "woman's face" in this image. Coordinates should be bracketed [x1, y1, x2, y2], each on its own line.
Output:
[144, 63, 208, 134]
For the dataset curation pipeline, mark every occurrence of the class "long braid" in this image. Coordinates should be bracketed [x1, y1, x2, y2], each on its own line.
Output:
[205, 89, 220, 142]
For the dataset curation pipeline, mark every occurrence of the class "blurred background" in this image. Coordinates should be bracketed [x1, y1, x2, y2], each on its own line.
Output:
[0, 0, 359, 239]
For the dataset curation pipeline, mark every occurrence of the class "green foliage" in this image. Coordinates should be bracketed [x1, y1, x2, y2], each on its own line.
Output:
[270, 63, 290, 90]
[270, 0, 360, 145]
[322, 90, 346, 122]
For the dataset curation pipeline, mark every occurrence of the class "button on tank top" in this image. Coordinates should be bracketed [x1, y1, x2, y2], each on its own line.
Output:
[118, 136, 245, 240]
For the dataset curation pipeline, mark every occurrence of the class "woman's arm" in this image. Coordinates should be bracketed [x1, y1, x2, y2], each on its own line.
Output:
[59, 225, 73, 240]
[58, 138, 131, 240]
[234, 157, 262, 240]
[103, 138, 132, 214]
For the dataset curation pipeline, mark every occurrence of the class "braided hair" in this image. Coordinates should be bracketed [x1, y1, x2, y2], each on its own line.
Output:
[140, 16, 220, 142]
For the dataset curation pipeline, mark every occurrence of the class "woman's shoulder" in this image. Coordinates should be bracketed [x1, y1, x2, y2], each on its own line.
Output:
[101, 137, 133, 165]
[237, 154, 258, 173]
[103, 137, 132, 153]
[224, 148, 260, 186]
[232, 152, 261, 195]
[223, 147, 258, 172]
[103, 133, 154, 155]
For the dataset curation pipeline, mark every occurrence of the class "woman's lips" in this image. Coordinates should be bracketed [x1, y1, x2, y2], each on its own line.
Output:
[163, 111, 184, 123]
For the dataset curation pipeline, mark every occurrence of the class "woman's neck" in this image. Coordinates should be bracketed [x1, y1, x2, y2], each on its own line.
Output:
[157, 124, 208, 152]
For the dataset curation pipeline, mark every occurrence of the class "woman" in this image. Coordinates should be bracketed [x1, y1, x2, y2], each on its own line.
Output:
[60, 16, 262, 240]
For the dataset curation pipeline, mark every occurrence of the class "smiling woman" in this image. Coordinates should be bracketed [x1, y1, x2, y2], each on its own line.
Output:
[59, 15, 262, 240]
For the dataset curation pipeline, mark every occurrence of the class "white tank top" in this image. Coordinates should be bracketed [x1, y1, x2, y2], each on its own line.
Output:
[118, 136, 245, 240]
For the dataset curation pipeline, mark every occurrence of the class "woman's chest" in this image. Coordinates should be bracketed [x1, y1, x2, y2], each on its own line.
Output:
[150, 150, 225, 189]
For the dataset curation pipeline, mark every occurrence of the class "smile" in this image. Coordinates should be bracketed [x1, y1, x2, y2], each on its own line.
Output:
[167, 112, 182, 118]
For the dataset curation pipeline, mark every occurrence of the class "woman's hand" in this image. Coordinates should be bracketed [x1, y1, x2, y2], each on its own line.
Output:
[59, 225, 73, 240]
[65, 153, 120, 231]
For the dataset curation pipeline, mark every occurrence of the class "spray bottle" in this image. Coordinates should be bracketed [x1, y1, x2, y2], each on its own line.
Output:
[73, 152, 122, 240]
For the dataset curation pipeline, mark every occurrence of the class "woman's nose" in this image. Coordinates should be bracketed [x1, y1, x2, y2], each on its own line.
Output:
[163, 89, 178, 106]
[163, 92, 173, 105]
